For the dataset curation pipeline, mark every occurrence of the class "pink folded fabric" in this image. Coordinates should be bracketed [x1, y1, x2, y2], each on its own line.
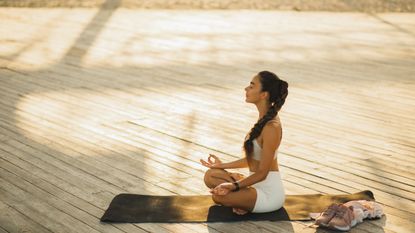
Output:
[344, 200, 384, 219]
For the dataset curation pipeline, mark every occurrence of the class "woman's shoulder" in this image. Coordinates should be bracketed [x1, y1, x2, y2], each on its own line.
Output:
[265, 117, 281, 127]
[263, 119, 281, 135]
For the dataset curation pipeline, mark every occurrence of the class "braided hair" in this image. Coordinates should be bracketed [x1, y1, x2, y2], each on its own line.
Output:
[243, 71, 288, 161]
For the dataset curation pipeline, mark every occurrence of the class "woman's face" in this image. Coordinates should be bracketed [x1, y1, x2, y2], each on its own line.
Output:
[244, 75, 265, 103]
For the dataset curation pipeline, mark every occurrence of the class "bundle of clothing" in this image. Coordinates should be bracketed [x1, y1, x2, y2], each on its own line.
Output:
[309, 200, 384, 231]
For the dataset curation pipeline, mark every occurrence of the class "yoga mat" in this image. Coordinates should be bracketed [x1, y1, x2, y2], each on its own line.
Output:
[100, 190, 375, 223]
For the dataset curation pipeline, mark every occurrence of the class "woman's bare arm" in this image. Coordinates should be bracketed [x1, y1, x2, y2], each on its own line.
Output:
[218, 158, 248, 169]
[200, 155, 248, 169]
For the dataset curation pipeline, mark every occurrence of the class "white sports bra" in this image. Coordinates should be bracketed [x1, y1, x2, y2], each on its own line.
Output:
[250, 118, 282, 161]
[251, 139, 278, 161]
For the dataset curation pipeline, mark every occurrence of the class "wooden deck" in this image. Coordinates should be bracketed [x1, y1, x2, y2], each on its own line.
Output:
[0, 7, 414, 233]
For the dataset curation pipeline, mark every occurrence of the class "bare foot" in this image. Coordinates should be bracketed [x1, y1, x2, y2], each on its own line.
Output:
[233, 208, 248, 215]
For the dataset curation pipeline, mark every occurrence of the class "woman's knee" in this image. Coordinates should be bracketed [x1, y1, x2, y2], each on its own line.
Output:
[212, 194, 229, 206]
[203, 169, 213, 187]
[203, 168, 224, 188]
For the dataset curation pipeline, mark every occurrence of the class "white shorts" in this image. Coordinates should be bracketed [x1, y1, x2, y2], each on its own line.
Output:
[250, 171, 285, 213]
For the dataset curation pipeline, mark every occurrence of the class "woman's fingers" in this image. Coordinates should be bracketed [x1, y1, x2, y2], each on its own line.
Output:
[200, 159, 211, 168]
[208, 154, 217, 164]
[210, 184, 231, 196]
[207, 156, 213, 164]
[210, 188, 221, 195]
[211, 186, 229, 196]
[209, 154, 221, 163]
[201, 154, 223, 169]
[218, 188, 229, 195]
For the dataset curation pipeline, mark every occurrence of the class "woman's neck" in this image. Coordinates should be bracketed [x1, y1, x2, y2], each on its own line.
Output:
[256, 101, 271, 120]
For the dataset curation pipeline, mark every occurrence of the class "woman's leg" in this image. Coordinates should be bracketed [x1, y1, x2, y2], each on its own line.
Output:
[203, 168, 244, 189]
[212, 187, 257, 212]
[204, 168, 255, 214]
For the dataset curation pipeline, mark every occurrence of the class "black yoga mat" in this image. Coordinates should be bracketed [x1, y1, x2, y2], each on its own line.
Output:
[100, 190, 375, 223]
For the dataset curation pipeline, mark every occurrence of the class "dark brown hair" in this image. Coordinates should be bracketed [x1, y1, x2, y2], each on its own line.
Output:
[243, 71, 288, 160]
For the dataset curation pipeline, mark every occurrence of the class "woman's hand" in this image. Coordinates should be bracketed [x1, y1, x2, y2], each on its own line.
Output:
[210, 182, 235, 195]
[200, 154, 222, 169]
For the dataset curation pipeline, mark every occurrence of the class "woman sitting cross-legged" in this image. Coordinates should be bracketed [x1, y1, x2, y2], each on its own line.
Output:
[200, 71, 288, 215]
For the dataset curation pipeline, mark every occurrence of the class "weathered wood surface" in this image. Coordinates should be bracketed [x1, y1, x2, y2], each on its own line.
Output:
[0, 7, 414, 233]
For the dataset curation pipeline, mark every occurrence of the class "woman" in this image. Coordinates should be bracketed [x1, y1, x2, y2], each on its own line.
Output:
[200, 71, 288, 215]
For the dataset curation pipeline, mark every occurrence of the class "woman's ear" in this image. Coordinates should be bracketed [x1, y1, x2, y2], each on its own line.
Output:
[260, 91, 269, 100]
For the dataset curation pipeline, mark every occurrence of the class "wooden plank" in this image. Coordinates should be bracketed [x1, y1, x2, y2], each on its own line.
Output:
[0, 127, 200, 233]
[0, 177, 100, 233]
[0, 199, 51, 233]
[3, 146, 200, 232]
[0, 150, 144, 233]
[0, 164, 132, 233]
